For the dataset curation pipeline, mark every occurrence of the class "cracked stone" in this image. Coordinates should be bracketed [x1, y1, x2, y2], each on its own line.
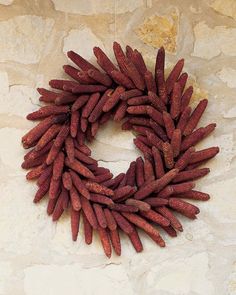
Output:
[52, 0, 143, 15]
[210, 0, 236, 20]
[0, 15, 54, 64]
[145, 253, 214, 294]
[63, 27, 104, 61]
[135, 11, 179, 53]
[98, 160, 131, 176]
[24, 264, 133, 295]
[192, 22, 236, 59]
[0, 85, 38, 118]
[0, 176, 50, 255]
[0, 128, 29, 173]
[217, 67, 236, 88]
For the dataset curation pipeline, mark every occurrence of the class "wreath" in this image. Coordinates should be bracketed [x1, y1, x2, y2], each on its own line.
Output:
[21, 43, 219, 257]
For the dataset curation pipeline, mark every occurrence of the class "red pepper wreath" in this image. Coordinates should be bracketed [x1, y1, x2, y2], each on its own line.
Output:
[21, 42, 219, 257]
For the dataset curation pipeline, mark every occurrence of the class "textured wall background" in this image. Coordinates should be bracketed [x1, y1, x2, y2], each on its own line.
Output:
[0, 1, 235, 294]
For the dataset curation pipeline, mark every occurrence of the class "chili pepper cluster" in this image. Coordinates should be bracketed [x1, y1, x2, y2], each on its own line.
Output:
[21, 42, 219, 257]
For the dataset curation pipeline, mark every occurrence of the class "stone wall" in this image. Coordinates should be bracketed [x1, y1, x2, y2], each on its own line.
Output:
[0, 1, 235, 294]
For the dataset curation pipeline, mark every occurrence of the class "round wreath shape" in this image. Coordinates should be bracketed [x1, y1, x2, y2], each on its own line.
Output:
[21, 42, 219, 257]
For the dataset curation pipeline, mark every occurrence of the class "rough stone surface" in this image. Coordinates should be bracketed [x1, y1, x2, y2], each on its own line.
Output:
[52, 0, 144, 15]
[217, 67, 236, 88]
[0, 15, 54, 64]
[135, 11, 179, 53]
[0, 1, 235, 295]
[63, 27, 105, 61]
[0, 0, 13, 4]
[24, 264, 133, 295]
[192, 22, 236, 59]
[224, 107, 236, 118]
[210, 0, 236, 20]
[151, 253, 214, 294]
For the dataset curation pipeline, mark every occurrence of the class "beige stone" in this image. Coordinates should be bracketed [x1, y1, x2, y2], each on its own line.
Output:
[217, 67, 236, 88]
[24, 264, 133, 295]
[95, 121, 135, 150]
[228, 262, 236, 295]
[0, 15, 54, 64]
[146, 0, 152, 8]
[88, 140, 139, 163]
[224, 107, 236, 118]
[135, 12, 179, 53]
[0, 128, 27, 172]
[0, 85, 38, 118]
[0, 262, 12, 294]
[0, 176, 49, 255]
[204, 177, 236, 223]
[148, 253, 214, 294]
[192, 22, 236, 59]
[63, 27, 104, 61]
[98, 160, 131, 176]
[0, 71, 9, 95]
[87, 121, 140, 170]
[211, 0, 236, 20]
[0, 0, 13, 4]
[187, 76, 208, 105]
[190, 5, 202, 14]
[52, 0, 143, 15]
[0, 1, 235, 294]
